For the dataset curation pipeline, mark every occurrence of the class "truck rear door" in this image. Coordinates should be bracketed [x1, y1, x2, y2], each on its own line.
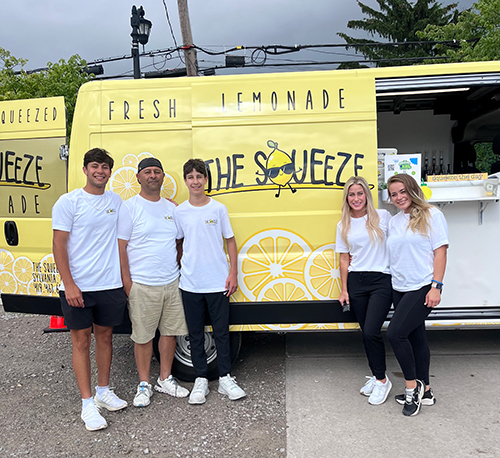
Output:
[1, 96, 67, 315]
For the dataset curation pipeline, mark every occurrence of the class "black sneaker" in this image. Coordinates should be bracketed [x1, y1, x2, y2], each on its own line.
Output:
[402, 380, 424, 417]
[396, 387, 436, 406]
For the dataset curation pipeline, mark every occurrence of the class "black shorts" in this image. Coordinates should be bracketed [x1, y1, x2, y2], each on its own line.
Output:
[59, 287, 127, 330]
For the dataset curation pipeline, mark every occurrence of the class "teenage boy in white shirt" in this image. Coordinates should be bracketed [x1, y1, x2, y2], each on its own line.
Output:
[118, 157, 190, 407]
[175, 158, 246, 404]
[52, 148, 128, 431]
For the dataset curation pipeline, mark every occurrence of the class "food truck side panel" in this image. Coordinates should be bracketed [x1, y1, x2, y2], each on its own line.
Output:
[63, 72, 378, 330]
[189, 72, 378, 329]
[3, 63, 500, 327]
[1, 97, 66, 313]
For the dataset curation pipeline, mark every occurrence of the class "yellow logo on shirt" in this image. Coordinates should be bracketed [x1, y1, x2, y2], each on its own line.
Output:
[205, 219, 218, 225]
[164, 215, 174, 221]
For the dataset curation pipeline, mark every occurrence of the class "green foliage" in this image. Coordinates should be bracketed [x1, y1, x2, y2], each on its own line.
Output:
[475, 142, 497, 174]
[418, 0, 500, 62]
[338, 0, 459, 66]
[0, 48, 28, 71]
[0, 47, 95, 138]
[336, 61, 370, 70]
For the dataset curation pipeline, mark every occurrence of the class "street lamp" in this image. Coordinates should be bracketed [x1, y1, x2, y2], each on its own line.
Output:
[131, 5, 152, 79]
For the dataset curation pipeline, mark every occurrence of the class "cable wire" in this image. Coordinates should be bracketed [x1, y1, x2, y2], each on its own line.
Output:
[162, 0, 184, 63]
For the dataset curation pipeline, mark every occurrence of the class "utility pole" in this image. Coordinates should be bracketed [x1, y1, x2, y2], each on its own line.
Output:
[177, 0, 198, 76]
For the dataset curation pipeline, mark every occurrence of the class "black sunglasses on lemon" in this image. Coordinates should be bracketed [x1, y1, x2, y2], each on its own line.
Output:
[267, 163, 295, 178]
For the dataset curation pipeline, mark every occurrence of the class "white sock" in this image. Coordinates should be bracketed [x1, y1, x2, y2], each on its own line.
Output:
[96, 385, 109, 396]
[82, 397, 94, 409]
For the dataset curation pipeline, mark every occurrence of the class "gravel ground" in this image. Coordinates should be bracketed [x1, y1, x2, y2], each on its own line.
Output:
[0, 305, 287, 457]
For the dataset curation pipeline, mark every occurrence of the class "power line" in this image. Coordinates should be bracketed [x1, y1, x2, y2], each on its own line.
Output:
[15, 39, 475, 76]
[161, 0, 183, 63]
[83, 39, 475, 66]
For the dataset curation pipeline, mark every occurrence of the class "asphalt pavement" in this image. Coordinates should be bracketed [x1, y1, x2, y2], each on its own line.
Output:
[1, 303, 499, 457]
[286, 329, 500, 458]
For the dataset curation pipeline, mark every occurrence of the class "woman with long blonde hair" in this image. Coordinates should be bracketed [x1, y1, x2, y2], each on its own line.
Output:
[386, 173, 448, 417]
[335, 176, 393, 405]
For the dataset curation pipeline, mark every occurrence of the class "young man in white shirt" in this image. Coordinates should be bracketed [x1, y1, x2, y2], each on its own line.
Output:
[175, 159, 246, 405]
[118, 157, 190, 407]
[52, 148, 128, 431]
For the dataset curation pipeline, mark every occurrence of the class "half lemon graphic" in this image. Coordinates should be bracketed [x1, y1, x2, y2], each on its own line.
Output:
[237, 229, 311, 300]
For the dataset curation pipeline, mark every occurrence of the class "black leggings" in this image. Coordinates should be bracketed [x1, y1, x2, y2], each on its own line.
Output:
[347, 272, 392, 380]
[387, 285, 432, 385]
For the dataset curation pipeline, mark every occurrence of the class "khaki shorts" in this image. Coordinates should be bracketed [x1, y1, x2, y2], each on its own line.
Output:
[128, 277, 188, 344]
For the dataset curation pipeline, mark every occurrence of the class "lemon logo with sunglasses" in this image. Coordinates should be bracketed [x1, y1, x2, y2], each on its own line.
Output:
[265, 140, 301, 197]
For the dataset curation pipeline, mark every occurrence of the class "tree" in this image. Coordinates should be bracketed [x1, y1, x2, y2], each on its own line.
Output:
[338, 0, 459, 66]
[418, 0, 500, 62]
[336, 61, 370, 70]
[0, 47, 95, 138]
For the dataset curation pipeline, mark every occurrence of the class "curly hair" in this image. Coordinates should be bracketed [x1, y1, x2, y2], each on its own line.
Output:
[387, 174, 433, 234]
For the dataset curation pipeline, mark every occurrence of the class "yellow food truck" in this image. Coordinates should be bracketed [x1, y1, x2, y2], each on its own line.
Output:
[2, 61, 500, 380]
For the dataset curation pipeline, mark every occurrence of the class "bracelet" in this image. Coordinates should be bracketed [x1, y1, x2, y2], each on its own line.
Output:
[431, 279, 443, 285]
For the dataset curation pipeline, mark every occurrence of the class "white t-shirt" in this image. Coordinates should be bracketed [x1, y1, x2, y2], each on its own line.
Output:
[52, 189, 123, 292]
[117, 195, 180, 286]
[175, 198, 234, 293]
[387, 206, 449, 292]
[335, 209, 391, 274]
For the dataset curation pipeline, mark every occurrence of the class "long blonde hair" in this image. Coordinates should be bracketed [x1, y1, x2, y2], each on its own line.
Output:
[340, 176, 384, 247]
[387, 174, 432, 234]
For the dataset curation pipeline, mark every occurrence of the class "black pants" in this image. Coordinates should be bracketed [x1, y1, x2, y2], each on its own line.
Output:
[387, 285, 432, 385]
[347, 272, 392, 380]
[181, 290, 232, 378]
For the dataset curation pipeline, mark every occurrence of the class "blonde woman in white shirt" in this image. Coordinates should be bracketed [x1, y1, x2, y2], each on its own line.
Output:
[336, 176, 393, 405]
[386, 173, 448, 417]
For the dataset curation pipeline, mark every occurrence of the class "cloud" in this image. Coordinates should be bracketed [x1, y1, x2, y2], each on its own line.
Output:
[3, 0, 476, 76]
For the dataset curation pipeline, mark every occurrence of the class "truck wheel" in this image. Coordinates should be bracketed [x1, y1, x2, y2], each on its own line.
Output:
[152, 331, 242, 382]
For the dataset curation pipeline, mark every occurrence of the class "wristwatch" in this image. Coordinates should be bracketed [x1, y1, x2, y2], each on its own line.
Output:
[431, 281, 443, 290]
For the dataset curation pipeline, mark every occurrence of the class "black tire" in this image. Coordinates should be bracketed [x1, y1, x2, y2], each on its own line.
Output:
[152, 331, 242, 382]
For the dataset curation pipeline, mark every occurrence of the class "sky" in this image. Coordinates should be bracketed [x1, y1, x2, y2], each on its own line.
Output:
[2, 0, 476, 78]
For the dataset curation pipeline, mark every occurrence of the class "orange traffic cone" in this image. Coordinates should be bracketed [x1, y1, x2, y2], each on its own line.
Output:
[44, 315, 68, 333]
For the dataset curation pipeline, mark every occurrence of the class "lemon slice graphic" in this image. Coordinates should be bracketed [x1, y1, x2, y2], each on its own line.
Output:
[38, 254, 61, 296]
[12, 256, 33, 284]
[26, 280, 43, 296]
[161, 172, 178, 200]
[138, 152, 154, 162]
[122, 153, 139, 168]
[237, 229, 311, 300]
[0, 271, 17, 294]
[256, 278, 312, 302]
[304, 243, 342, 300]
[109, 166, 141, 200]
[0, 249, 14, 272]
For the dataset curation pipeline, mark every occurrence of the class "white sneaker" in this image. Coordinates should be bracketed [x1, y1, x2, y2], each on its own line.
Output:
[133, 382, 153, 407]
[94, 388, 128, 411]
[155, 375, 190, 398]
[368, 377, 392, 405]
[360, 376, 376, 396]
[81, 402, 107, 431]
[218, 374, 246, 400]
[188, 377, 209, 405]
